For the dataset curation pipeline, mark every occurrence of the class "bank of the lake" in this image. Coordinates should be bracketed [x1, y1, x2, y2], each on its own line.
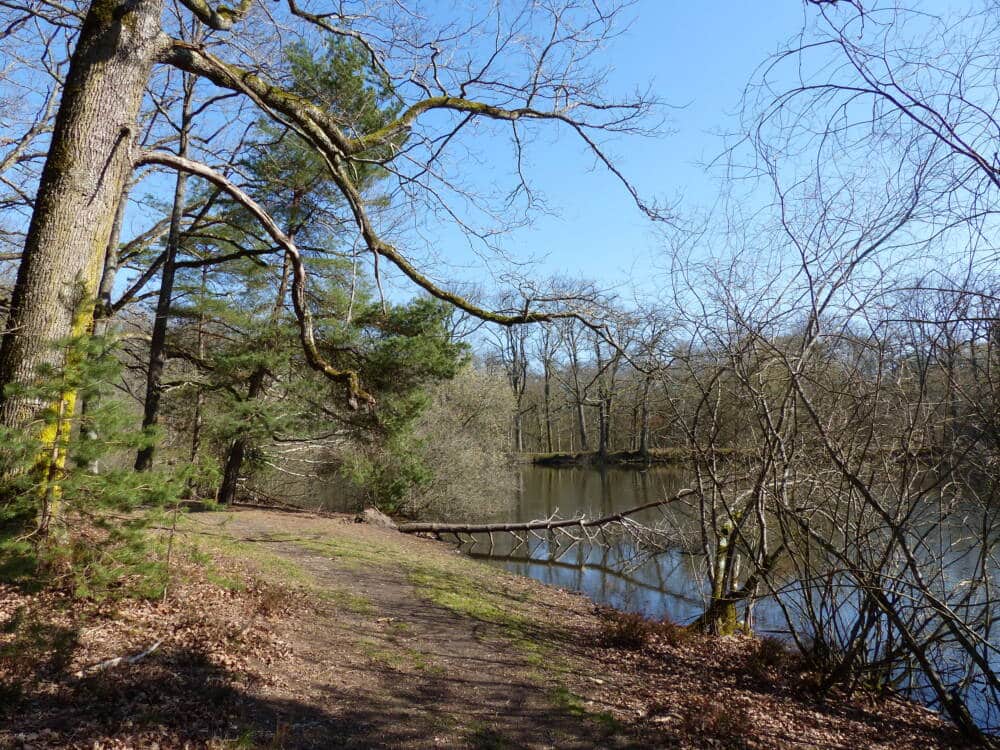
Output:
[442, 463, 999, 738]
[525, 448, 713, 467]
[0, 507, 969, 749]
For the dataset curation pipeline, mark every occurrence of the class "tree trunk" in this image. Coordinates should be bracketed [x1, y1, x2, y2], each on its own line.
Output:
[91, 186, 129, 341]
[136, 76, 193, 471]
[543, 366, 554, 453]
[576, 400, 589, 451]
[79, 184, 128, 474]
[0, 0, 166, 432]
[217, 366, 267, 506]
[217, 435, 248, 506]
[639, 377, 651, 458]
[598, 398, 610, 459]
[189, 266, 208, 465]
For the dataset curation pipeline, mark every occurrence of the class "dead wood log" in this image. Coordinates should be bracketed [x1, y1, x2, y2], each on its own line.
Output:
[397, 488, 695, 535]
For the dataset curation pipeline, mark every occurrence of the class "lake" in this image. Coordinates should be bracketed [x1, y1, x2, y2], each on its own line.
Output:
[453, 464, 791, 633]
[450, 464, 998, 732]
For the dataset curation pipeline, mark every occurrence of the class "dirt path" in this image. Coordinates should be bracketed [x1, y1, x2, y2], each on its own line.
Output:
[188, 510, 645, 749]
[2, 508, 972, 749]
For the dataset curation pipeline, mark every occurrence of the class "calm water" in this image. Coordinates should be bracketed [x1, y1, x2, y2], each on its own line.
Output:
[456, 465, 790, 632]
[453, 464, 998, 731]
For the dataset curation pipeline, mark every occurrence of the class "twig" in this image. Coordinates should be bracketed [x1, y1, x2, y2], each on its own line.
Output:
[74, 640, 163, 677]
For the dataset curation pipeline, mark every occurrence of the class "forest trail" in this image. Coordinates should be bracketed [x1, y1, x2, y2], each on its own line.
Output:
[191, 509, 639, 749]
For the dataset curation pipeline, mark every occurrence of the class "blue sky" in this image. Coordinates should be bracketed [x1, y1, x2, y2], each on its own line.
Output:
[110, 3, 814, 306]
[417, 2, 811, 296]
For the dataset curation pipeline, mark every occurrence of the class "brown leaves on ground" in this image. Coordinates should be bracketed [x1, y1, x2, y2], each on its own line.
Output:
[585, 608, 973, 750]
[0, 509, 982, 749]
[0, 557, 302, 750]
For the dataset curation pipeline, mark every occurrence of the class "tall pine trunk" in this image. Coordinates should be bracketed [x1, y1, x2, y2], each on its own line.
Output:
[217, 367, 267, 506]
[135, 77, 193, 471]
[0, 0, 165, 433]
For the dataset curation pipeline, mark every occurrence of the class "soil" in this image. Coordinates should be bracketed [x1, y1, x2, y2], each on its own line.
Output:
[0, 508, 977, 749]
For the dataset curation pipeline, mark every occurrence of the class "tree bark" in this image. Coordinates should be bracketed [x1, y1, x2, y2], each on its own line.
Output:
[575, 401, 589, 451]
[136, 76, 193, 471]
[543, 362, 554, 453]
[217, 366, 267, 505]
[597, 397, 612, 459]
[639, 377, 651, 458]
[0, 0, 166, 431]
[189, 265, 208, 466]
[78, 184, 129, 474]
[398, 488, 694, 535]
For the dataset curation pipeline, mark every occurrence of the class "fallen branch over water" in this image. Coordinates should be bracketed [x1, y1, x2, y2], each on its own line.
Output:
[397, 488, 696, 535]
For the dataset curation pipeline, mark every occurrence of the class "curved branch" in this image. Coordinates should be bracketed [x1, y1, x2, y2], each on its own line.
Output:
[160, 40, 656, 333]
[135, 150, 374, 408]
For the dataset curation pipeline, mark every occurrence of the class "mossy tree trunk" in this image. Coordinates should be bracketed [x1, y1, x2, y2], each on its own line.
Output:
[0, 0, 166, 534]
[0, 0, 165, 435]
[699, 520, 740, 635]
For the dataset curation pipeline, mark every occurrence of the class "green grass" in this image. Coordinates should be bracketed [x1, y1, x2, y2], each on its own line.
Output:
[358, 637, 442, 673]
[178, 535, 311, 616]
[466, 724, 518, 749]
[289, 534, 396, 571]
[401, 558, 570, 679]
[550, 685, 623, 733]
[177, 518, 312, 586]
[204, 569, 246, 592]
[319, 587, 376, 615]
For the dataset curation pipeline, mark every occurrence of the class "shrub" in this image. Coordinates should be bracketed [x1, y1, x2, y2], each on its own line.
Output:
[598, 610, 654, 650]
[0, 334, 185, 599]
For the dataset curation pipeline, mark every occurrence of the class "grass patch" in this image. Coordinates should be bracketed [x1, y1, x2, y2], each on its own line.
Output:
[291, 534, 397, 571]
[403, 559, 534, 630]
[550, 685, 622, 733]
[358, 637, 441, 673]
[402, 558, 572, 678]
[204, 569, 246, 592]
[467, 724, 517, 749]
[177, 518, 311, 586]
[320, 587, 375, 615]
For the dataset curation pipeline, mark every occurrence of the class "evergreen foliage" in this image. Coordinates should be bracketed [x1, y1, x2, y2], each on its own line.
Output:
[0, 335, 185, 597]
[340, 298, 470, 512]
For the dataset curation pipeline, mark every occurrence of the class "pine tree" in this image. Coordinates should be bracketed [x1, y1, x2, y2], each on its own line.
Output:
[0, 332, 184, 597]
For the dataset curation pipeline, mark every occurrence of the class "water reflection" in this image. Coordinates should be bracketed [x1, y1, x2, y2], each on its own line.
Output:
[457, 465, 999, 731]
[460, 466, 791, 632]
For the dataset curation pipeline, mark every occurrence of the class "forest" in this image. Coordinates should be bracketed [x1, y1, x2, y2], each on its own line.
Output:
[0, 0, 998, 747]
